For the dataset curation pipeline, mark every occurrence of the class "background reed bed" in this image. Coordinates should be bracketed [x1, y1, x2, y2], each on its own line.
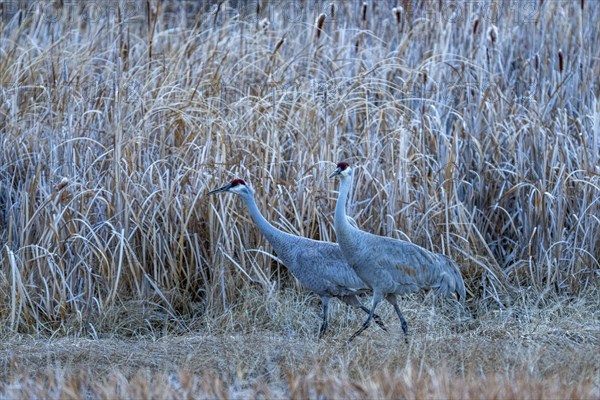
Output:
[0, 1, 598, 397]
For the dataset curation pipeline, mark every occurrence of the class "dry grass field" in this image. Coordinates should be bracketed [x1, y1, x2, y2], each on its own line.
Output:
[0, 0, 599, 398]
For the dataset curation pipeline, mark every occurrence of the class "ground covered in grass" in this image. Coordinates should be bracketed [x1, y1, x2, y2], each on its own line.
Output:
[2, 291, 598, 399]
[1, 1, 598, 398]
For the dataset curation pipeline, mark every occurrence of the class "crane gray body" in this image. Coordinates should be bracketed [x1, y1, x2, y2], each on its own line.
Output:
[209, 179, 385, 336]
[330, 163, 466, 341]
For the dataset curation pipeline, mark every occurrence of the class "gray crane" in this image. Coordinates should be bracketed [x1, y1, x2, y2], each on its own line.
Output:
[208, 178, 386, 337]
[329, 162, 466, 342]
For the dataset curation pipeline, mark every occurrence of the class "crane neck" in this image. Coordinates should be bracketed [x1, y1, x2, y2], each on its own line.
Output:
[243, 191, 290, 249]
[334, 175, 354, 233]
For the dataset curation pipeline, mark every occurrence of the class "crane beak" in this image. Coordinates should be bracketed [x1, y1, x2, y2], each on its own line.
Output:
[329, 167, 342, 178]
[208, 183, 232, 195]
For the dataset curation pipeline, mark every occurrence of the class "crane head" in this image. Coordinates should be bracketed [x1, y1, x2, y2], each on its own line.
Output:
[208, 178, 249, 195]
[329, 161, 352, 178]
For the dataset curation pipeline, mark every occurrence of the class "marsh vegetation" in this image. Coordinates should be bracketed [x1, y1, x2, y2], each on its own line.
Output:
[0, 1, 598, 398]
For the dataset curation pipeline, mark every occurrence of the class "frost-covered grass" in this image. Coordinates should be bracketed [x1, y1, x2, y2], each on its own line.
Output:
[0, 1, 598, 398]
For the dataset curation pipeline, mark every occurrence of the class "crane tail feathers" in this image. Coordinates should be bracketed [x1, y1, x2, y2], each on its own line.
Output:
[434, 255, 466, 306]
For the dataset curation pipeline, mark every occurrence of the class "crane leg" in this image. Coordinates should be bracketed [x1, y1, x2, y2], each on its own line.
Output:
[358, 306, 387, 331]
[340, 295, 387, 332]
[385, 294, 409, 343]
[319, 297, 330, 338]
[348, 293, 383, 342]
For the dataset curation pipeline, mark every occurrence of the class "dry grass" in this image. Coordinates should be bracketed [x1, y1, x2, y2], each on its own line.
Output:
[1, 289, 599, 398]
[0, 0, 599, 398]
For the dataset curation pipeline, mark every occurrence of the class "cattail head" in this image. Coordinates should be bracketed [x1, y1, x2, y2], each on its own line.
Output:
[580, 0, 584, 10]
[558, 49, 564, 73]
[402, 0, 412, 20]
[260, 18, 269, 31]
[273, 34, 285, 55]
[487, 24, 498, 45]
[361, 2, 367, 22]
[56, 177, 69, 191]
[316, 13, 326, 39]
[330, 2, 335, 19]
[534, 53, 539, 71]
[392, 7, 402, 24]
[473, 17, 479, 35]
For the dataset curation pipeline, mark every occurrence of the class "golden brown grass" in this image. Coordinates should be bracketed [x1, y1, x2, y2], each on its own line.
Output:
[0, 1, 599, 398]
[1, 289, 598, 398]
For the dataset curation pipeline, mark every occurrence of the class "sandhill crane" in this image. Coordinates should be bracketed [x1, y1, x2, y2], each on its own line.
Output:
[208, 178, 386, 337]
[330, 162, 466, 342]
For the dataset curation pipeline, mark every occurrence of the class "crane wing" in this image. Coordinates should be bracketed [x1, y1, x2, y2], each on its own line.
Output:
[366, 234, 438, 287]
[293, 241, 370, 296]
[360, 233, 465, 300]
